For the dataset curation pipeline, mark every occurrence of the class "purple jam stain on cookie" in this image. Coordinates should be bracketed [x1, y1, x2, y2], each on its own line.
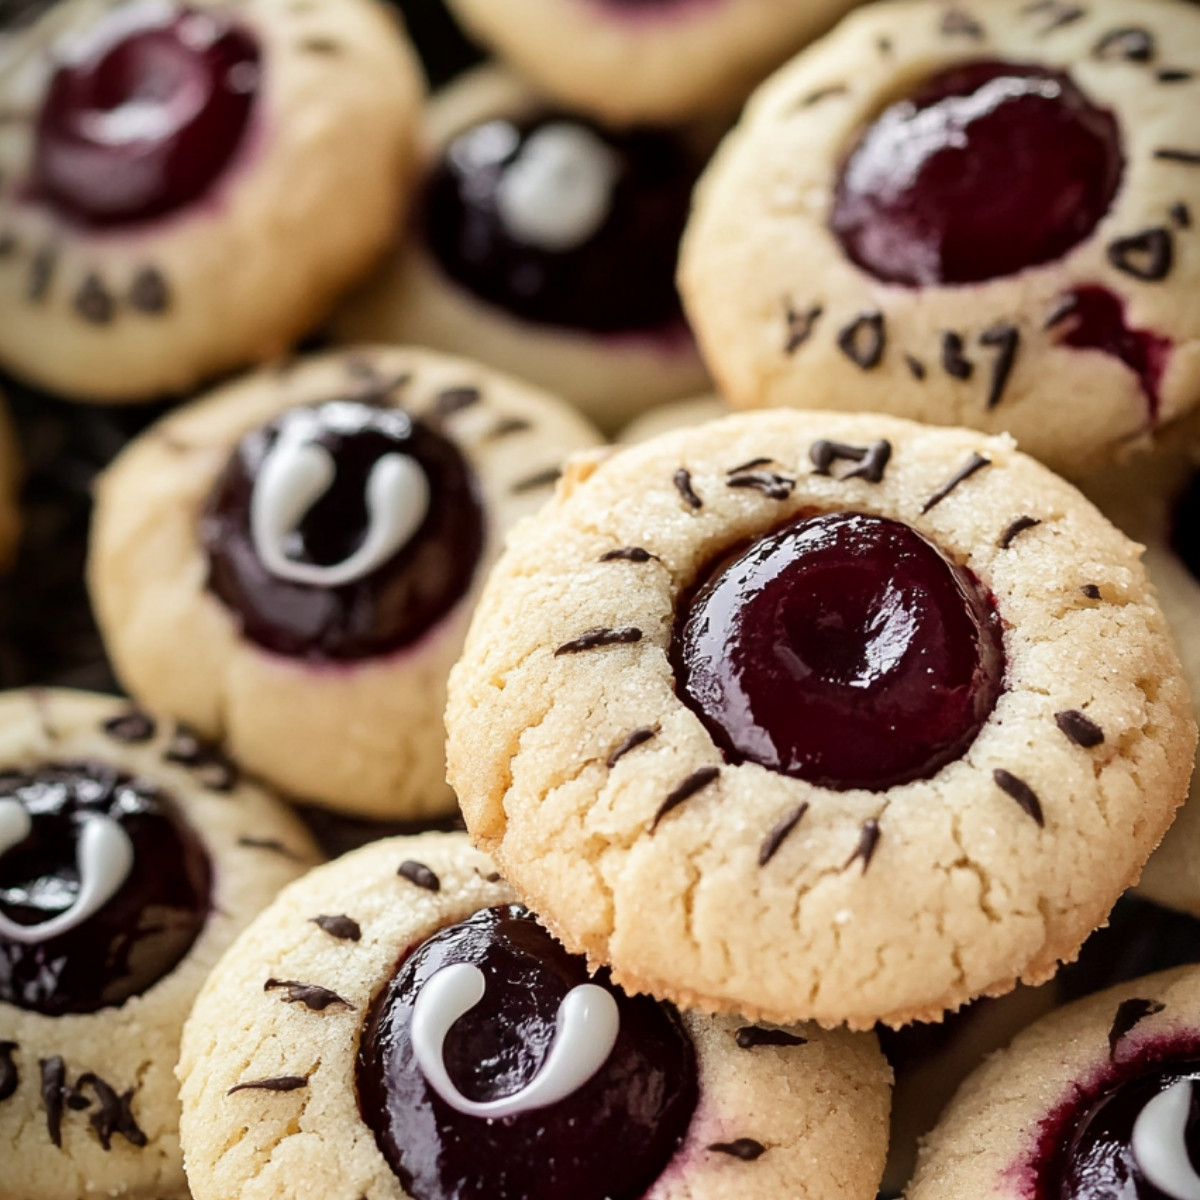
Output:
[423, 113, 700, 335]
[202, 400, 485, 662]
[31, 7, 260, 229]
[0, 761, 211, 1016]
[831, 61, 1123, 286]
[1047, 286, 1171, 420]
[672, 511, 1005, 791]
[356, 905, 698, 1200]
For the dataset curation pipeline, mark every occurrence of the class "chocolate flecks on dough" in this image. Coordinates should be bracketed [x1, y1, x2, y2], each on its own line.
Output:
[1156, 68, 1193, 83]
[708, 1138, 767, 1161]
[349, 370, 412, 408]
[511, 466, 562, 494]
[430, 386, 482, 421]
[799, 85, 849, 107]
[999, 515, 1041, 549]
[809, 439, 892, 483]
[877, 36, 893, 56]
[905, 354, 927, 380]
[397, 859, 441, 892]
[128, 265, 171, 314]
[600, 546, 657, 563]
[1045, 293, 1080, 330]
[728, 457, 774, 474]
[1025, 0, 1087, 34]
[941, 331, 974, 380]
[299, 36, 341, 53]
[1155, 148, 1200, 166]
[735, 1026, 808, 1050]
[237, 835, 303, 860]
[482, 871, 502, 883]
[1106, 227, 1174, 281]
[726, 470, 796, 501]
[674, 467, 703, 510]
[227, 1075, 309, 1095]
[555, 627, 643, 656]
[994, 768, 1045, 825]
[28, 245, 56, 302]
[920, 453, 991, 513]
[1107, 997, 1165, 1057]
[759, 802, 809, 867]
[1082, 583, 1103, 599]
[1055, 709, 1105, 748]
[1171, 202, 1192, 229]
[1093, 26, 1155, 61]
[980, 322, 1021, 409]
[784, 301, 823, 354]
[311, 914, 361, 941]
[607, 725, 658, 768]
[652, 766, 720, 832]
[74, 273, 115, 324]
[0, 1042, 16, 1103]
[102, 709, 156, 743]
[941, 8, 985, 38]
[487, 416, 532, 440]
[837, 311, 886, 370]
[843, 819, 882, 873]
[77, 1074, 147, 1150]
[165, 723, 238, 792]
[264, 978, 354, 1012]
[40, 1056, 66, 1147]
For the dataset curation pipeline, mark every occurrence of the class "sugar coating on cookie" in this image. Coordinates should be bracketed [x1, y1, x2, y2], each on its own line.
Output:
[679, 0, 1200, 477]
[907, 963, 1200, 1199]
[443, 0, 864, 126]
[0, 0, 423, 402]
[0, 688, 319, 1200]
[178, 831, 891, 1200]
[445, 409, 1196, 1029]
[87, 346, 602, 818]
[334, 68, 711, 431]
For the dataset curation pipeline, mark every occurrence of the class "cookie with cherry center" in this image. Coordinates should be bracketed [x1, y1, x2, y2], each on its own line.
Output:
[177, 830, 893, 1200]
[679, 0, 1200, 477]
[0, 687, 320, 1200]
[86, 346, 602, 820]
[332, 67, 711, 432]
[445, 408, 1197, 1029]
[0, 0, 423, 403]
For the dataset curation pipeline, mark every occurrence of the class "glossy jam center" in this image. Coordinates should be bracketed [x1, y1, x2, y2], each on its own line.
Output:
[673, 511, 1005, 791]
[0, 761, 211, 1015]
[201, 401, 485, 662]
[831, 60, 1123, 286]
[357, 905, 697, 1200]
[423, 114, 698, 333]
[32, 7, 260, 228]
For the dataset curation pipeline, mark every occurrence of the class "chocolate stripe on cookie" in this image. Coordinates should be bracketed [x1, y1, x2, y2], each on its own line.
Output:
[810, 439, 892, 483]
[652, 767, 720, 832]
[556, 627, 643, 655]
[600, 547, 657, 563]
[487, 416, 532, 440]
[0, 1042, 16, 1103]
[511, 467, 562, 494]
[759, 803, 809, 866]
[1171, 203, 1192, 229]
[980, 322, 1020, 409]
[265, 979, 353, 1012]
[431, 386, 481, 421]
[1155, 148, 1200, 166]
[76, 1074, 147, 1150]
[784, 301, 823, 354]
[311, 914, 361, 941]
[102, 710, 156, 743]
[238, 836, 303, 860]
[726, 470, 795, 500]
[994, 769, 1045, 825]
[837, 311, 886, 369]
[1055, 709, 1105, 748]
[999, 516, 1041, 549]
[941, 331, 974, 380]
[1107, 228, 1173, 281]
[843, 819, 881, 873]
[1094, 26, 1155, 60]
[920, 453, 990, 513]
[398, 860, 441, 891]
[1108, 997, 1165, 1058]
[735, 1027, 808, 1049]
[607, 726, 658, 768]
[128, 266, 170, 314]
[228, 1075, 309, 1095]
[674, 468, 703, 510]
[709, 1138, 767, 1160]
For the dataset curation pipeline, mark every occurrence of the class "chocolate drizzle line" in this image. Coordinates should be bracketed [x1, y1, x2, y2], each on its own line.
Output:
[431, 386, 481, 421]
[1094, 26, 1155, 61]
[311, 914, 361, 941]
[487, 417, 532, 440]
[511, 467, 562, 494]
[1171, 203, 1192, 229]
[0, 1042, 16, 1103]
[165, 723, 238, 792]
[784, 301, 823, 354]
[556, 627, 643, 655]
[810, 439, 892, 483]
[128, 266, 170, 314]
[607, 726, 658, 768]
[1157, 68, 1193, 83]
[905, 354, 927, 380]
[75, 273, 114, 324]
[0, 233, 15, 258]
[1155, 148, 1200, 166]
[1055, 709, 1105, 748]
[1081, 583, 1103, 599]
[674, 468, 703, 510]
[28, 245, 56, 301]
[837, 311, 886, 370]
[76, 1074, 146, 1150]
[709, 1138, 766, 1161]
[265, 979, 353, 1012]
[227, 1075, 309, 1095]
[40, 1057, 66, 1147]
[1107, 227, 1173, 281]
[726, 470, 795, 500]
[728, 457, 774, 474]
[941, 8, 985, 37]
[941, 331, 974, 380]
[980, 323, 1021, 409]
[238, 836, 303, 860]
[994, 769, 1045, 825]
[600, 547, 657, 563]
[735, 1027, 808, 1050]
[920, 453, 990, 513]
[652, 766, 720, 832]
[759, 802, 809, 867]
[397, 860, 441, 892]
[999, 515, 1041, 549]
[1108, 997, 1165, 1058]
[844, 819, 881, 873]
[1025, 0, 1086, 34]
[799, 85, 848, 107]
[102, 709, 156, 743]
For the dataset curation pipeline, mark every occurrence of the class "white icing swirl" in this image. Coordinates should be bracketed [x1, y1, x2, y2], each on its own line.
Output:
[250, 430, 430, 589]
[0, 799, 135, 944]
[1132, 1079, 1200, 1200]
[411, 962, 620, 1118]
[495, 123, 621, 252]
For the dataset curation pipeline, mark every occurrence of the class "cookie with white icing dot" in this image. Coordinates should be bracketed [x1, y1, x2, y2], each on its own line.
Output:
[0, 687, 319, 1200]
[87, 346, 602, 818]
[178, 831, 892, 1200]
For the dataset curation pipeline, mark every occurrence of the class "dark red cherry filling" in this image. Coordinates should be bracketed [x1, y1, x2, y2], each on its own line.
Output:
[673, 511, 1005, 791]
[31, 7, 260, 229]
[357, 905, 698, 1200]
[423, 114, 699, 333]
[201, 401, 485, 662]
[0, 761, 211, 1015]
[831, 61, 1123, 287]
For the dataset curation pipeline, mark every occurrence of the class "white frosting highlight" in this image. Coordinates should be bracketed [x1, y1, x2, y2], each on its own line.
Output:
[411, 962, 620, 1119]
[0, 799, 135, 944]
[251, 432, 429, 588]
[495, 123, 621, 252]
[1132, 1080, 1200, 1199]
